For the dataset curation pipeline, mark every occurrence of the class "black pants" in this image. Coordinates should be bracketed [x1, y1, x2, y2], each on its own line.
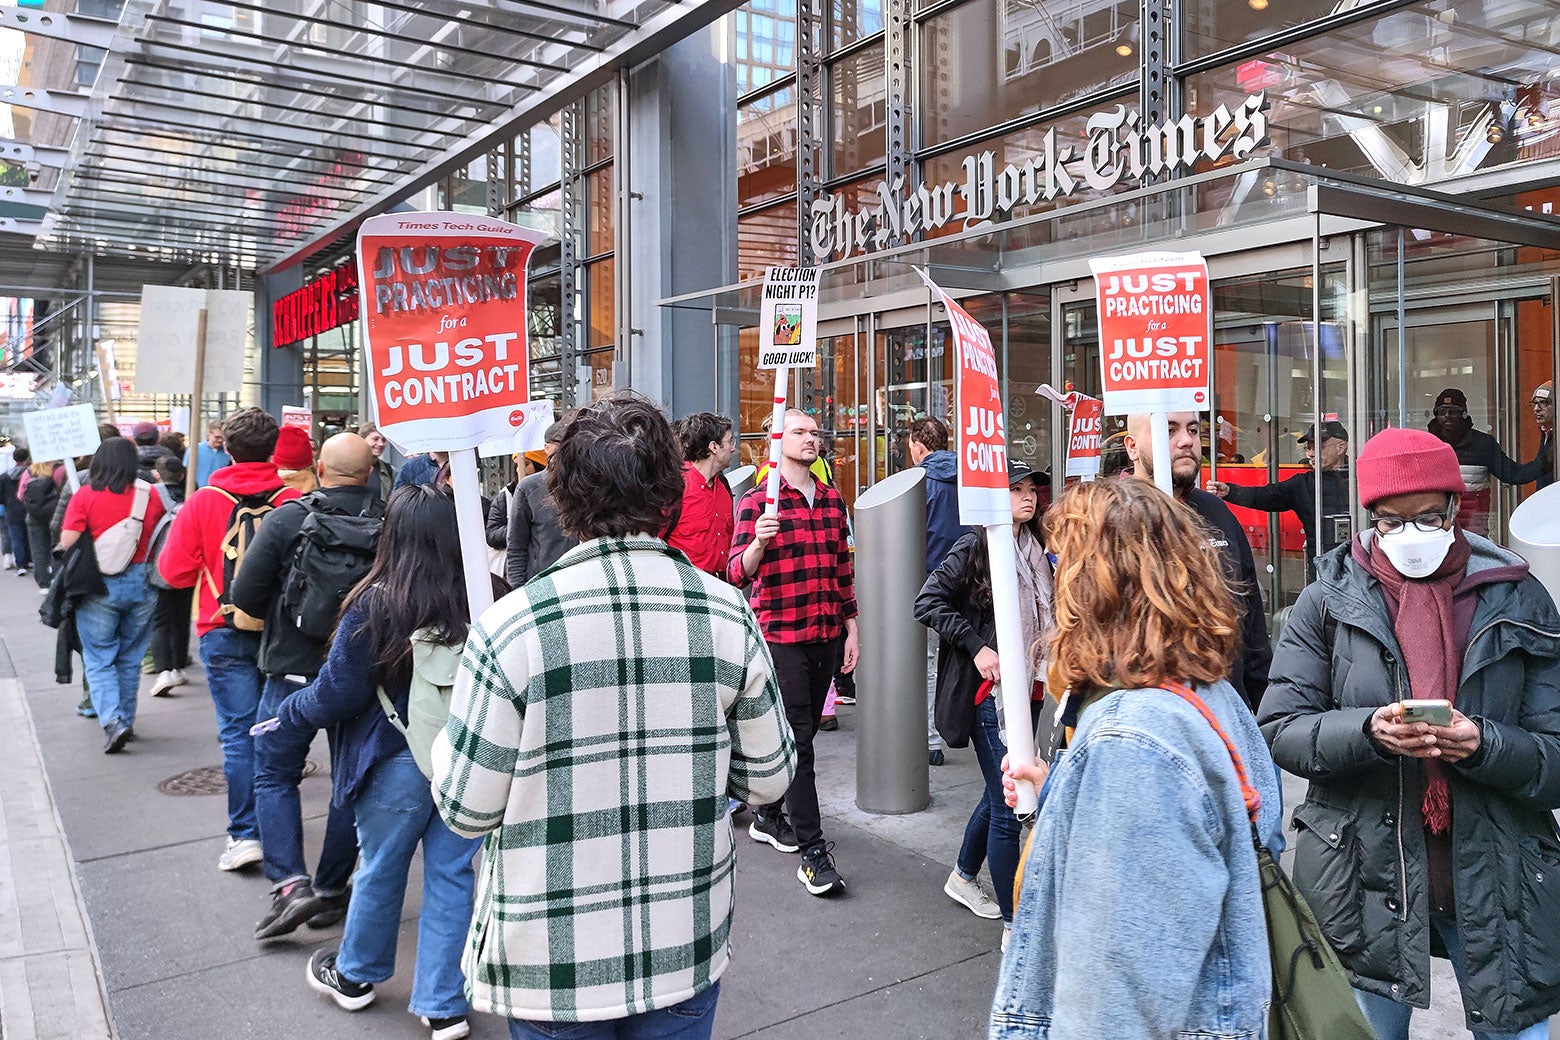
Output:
[26, 517, 52, 588]
[760, 637, 843, 852]
[150, 586, 194, 672]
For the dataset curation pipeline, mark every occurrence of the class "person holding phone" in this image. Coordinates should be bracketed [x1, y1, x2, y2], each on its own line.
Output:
[1260, 427, 1560, 1040]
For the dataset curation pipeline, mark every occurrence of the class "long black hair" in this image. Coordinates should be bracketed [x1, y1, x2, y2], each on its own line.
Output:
[338, 483, 469, 683]
[88, 437, 138, 493]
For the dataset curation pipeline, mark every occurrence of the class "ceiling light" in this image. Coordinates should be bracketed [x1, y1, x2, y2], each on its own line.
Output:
[1248, 0, 1268, 9]
[1116, 43, 1133, 57]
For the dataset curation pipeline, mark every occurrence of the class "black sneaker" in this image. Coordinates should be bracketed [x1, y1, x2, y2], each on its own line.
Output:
[818, 715, 839, 731]
[748, 811, 800, 853]
[307, 948, 375, 1011]
[307, 890, 351, 929]
[102, 721, 130, 755]
[256, 879, 326, 939]
[798, 843, 846, 897]
[420, 1014, 471, 1040]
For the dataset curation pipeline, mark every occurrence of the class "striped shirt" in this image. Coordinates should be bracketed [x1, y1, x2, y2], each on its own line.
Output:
[433, 534, 796, 1022]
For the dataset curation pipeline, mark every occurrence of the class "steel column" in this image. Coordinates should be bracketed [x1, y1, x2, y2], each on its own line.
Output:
[559, 99, 581, 407]
[884, 0, 913, 203]
[795, 0, 824, 265]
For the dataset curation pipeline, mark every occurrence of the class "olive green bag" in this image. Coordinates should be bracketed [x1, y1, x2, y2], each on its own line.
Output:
[1164, 683, 1377, 1040]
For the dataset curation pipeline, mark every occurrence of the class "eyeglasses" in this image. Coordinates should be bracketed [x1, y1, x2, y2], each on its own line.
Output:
[1432, 406, 1465, 417]
[1370, 502, 1454, 535]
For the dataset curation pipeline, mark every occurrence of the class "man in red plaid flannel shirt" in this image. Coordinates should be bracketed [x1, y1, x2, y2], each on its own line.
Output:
[729, 408, 859, 897]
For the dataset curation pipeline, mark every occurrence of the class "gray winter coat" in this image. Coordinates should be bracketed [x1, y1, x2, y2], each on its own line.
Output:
[504, 470, 578, 589]
[1259, 533, 1560, 1033]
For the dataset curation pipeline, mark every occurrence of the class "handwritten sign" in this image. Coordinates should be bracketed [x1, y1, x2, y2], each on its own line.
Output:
[23, 404, 100, 463]
[757, 267, 820, 369]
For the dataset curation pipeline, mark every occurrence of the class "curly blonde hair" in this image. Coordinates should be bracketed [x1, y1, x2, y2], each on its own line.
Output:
[1042, 479, 1239, 698]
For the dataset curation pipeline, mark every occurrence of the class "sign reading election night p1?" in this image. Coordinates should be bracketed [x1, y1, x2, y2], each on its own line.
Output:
[917, 269, 1008, 526]
[355, 213, 550, 454]
[1089, 251, 1212, 416]
[757, 267, 820, 369]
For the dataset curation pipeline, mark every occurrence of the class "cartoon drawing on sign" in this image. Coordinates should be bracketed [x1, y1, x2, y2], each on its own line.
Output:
[773, 305, 803, 346]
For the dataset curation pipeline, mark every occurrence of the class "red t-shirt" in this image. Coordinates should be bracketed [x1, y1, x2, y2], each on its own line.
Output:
[63, 483, 167, 563]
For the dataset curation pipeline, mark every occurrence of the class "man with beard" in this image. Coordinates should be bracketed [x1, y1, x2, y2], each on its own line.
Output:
[1125, 411, 1271, 711]
[1427, 387, 1543, 535]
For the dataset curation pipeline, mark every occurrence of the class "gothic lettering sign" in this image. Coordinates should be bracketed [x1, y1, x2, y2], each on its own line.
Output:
[273, 264, 360, 347]
[812, 94, 1270, 261]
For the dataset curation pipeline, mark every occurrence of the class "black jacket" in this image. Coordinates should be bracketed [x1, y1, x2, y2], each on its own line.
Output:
[1259, 535, 1560, 1032]
[1223, 468, 1351, 564]
[914, 532, 994, 748]
[0, 464, 25, 519]
[1182, 488, 1272, 711]
[136, 443, 175, 483]
[1439, 426, 1544, 486]
[486, 483, 517, 550]
[22, 472, 59, 525]
[505, 471, 578, 589]
[229, 483, 382, 679]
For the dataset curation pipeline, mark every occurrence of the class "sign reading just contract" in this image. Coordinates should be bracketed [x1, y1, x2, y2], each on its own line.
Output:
[355, 213, 549, 454]
[812, 94, 1269, 261]
[1089, 251, 1212, 416]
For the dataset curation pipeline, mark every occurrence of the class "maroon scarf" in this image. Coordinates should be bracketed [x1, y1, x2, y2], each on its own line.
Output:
[1353, 531, 1473, 834]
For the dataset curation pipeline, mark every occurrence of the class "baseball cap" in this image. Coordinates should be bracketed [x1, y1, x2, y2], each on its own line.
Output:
[1008, 461, 1038, 487]
[1298, 420, 1348, 443]
[1433, 388, 1468, 412]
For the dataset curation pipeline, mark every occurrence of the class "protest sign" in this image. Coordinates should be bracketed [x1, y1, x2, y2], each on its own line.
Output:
[754, 266, 820, 517]
[918, 267, 1036, 816]
[356, 212, 547, 456]
[917, 271, 1007, 526]
[24, 404, 99, 463]
[355, 211, 549, 621]
[135, 288, 247, 395]
[1066, 397, 1104, 479]
[281, 406, 313, 430]
[756, 267, 820, 369]
[1089, 251, 1211, 416]
[477, 399, 556, 458]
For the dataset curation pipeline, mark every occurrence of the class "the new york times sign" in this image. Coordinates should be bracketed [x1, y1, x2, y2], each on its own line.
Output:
[811, 93, 1271, 261]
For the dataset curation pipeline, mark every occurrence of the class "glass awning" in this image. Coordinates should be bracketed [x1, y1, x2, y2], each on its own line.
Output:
[1, 0, 735, 271]
[659, 159, 1560, 321]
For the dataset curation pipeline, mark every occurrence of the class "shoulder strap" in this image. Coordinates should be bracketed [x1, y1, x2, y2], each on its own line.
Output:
[1162, 682, 1261, 826]
[130, 480, 151, 522]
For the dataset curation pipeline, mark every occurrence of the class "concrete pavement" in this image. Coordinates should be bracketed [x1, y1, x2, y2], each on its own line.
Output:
[0, 577, 1544, 1039]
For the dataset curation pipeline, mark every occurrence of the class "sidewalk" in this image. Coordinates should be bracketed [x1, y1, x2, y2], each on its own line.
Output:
[0, 577, 1533, 1039]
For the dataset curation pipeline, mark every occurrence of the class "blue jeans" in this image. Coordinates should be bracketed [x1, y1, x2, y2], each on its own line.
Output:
[339, 752, 481, 1020]
[955, 694, 1020, 922]
[199, 627, 264, 841]
[6, 512, 29, 570]
[506, 983, 721, 1039]
[74, 565, 156, 729]
[1354, 914, 1551, 1039]
[254, 675, 358, 892]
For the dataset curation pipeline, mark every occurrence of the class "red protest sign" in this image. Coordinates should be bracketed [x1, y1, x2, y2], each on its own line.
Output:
[356, 213, 549, 454]
[1089, 251, 1211, 416]
[918, 270, 1008, 525]
[1066, 396, 1104, 478]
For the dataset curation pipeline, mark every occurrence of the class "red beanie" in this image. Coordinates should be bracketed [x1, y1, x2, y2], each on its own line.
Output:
[272, 425, 314, 471]
[1356, 427, 1464, 508]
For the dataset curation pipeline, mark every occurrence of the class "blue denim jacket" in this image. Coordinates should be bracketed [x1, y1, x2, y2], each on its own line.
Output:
[990, 681, 1284, 1040]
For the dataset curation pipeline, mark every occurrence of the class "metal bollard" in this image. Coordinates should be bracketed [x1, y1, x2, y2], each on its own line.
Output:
[854, 467, 929, 815]
[1509, 483, 1560, 608]
[726, 464, 756, 515]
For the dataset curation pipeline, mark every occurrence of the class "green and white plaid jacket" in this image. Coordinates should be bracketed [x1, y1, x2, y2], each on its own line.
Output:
[433, 534, 796, 1022]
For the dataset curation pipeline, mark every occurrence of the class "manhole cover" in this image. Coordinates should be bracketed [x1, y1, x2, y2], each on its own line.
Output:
[158, 760, 319, 796]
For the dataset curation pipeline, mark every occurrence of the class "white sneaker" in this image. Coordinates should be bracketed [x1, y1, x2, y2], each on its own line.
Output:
[3, 553, 14, 569]
[1002, 926, 1011, 953]
[170, 669, 188, 687]
[218, 838, 263, 872]
[149, 670, 179, 697]
[944, 870, 1002, 919]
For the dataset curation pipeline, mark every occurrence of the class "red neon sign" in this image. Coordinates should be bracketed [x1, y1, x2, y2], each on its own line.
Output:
[272, 264, 360, 347]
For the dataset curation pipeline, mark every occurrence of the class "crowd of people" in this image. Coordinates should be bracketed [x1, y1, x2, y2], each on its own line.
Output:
[9, 390, 1560, 1040]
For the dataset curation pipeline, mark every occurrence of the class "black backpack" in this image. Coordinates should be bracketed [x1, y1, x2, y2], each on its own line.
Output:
[204, 487, 287, 631]
[22, 474, 58, 524]
[280, 492, 382, 641]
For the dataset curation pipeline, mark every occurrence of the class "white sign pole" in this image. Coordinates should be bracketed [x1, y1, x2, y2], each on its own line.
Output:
[984, 521, 1038, 816]
[449, 447, 496, 621]
[763, 368, 787, 518]
[62, 461, 80, 492]
[1150, 411, 1174, 496]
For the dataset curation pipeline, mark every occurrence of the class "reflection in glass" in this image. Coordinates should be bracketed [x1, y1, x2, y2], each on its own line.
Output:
[514, 115, 563, 201]
[921, 0, 1137, 149]
[832, 0, 884, 51]
[585, 85, 614, 167]
[585, 166, 614, 258]
[586, 258, 615, 349]
[527, 274, 562, 362]
[739, 200, 799, 280]
[736, 0, 799, 96]
[1182, 0, 1337, 60]
[739, 85, 798, 208]
[1184, 0, 1560, 187]
[830, 43, 886, 177]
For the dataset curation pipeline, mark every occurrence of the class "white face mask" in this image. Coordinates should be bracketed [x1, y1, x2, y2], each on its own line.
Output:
[1376, 524, 1455, 578]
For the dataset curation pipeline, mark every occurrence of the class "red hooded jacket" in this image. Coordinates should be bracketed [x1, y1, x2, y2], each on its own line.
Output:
[157, 461, 300, 637]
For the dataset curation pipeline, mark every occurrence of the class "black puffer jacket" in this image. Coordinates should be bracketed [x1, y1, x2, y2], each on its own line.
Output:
[1259, 533, 1560, 1033]
[914, 532, 995, 749]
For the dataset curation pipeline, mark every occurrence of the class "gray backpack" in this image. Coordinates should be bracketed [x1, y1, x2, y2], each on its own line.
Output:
[377, 628, 464, 778]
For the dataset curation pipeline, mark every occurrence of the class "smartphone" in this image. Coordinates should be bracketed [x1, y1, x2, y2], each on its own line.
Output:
[1399, 699, 1452, 727]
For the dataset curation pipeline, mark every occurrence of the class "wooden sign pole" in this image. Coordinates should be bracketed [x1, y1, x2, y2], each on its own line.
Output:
[185, 310, 207, 500]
